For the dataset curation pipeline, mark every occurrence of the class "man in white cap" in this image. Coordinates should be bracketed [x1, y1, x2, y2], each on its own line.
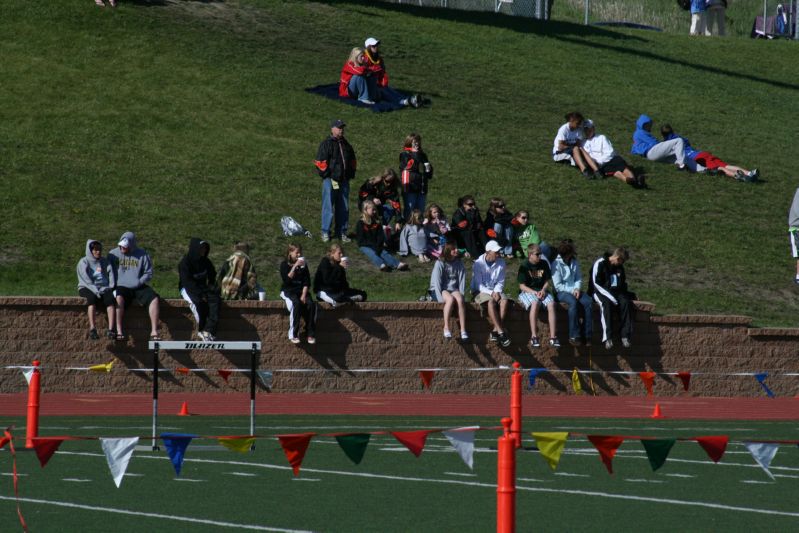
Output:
[471, 240, 511, 347]
[363, 37, 420, 108]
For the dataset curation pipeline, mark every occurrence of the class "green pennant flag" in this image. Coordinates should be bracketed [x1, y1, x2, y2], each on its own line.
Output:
[335, 434, 371, 465]
[641, 439, 676, 471]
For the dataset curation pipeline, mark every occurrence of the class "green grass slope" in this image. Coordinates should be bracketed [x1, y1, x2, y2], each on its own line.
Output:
[1, 0, 798, 324]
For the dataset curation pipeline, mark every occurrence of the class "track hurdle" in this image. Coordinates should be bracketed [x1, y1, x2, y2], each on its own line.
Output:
[146, 341, 262, 451]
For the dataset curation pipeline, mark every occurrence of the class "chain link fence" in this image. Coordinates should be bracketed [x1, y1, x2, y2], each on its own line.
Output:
[379, 0, 554, 19]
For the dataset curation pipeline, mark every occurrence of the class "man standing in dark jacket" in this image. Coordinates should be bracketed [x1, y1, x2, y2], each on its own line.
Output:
[589, 247, 635, 350]
[315, 119, 357, 243]
[179, 238, 221, 341]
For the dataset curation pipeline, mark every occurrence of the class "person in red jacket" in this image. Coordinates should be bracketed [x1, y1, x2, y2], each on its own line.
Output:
[363, 37, 421, 108]
[399, 133, 433, 220]
[339, 47, 374, 104]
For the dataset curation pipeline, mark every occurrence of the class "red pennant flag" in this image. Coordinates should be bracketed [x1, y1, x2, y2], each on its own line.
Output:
[391, 430, 431, 458]
[176, 367, 190, 375]
[32, 438, 67, 468]
[695, 436, 729, 463]
[638, 372, 656, 396]
[419, 370, 435, 389]
[0, 436, 9, 450]
[277, 433, 314, 476]
[218, 370, 232, 383]
[587, 435, 625, 474]
[677, 372, 691, 391]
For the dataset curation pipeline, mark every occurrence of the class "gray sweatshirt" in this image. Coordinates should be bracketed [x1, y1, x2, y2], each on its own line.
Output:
[107, 231, 154, 289]
[789, 188, 799, 229]
[399, 224, 428, 256]
[76, 239, 115, 296]
[429, 258, 466, 302]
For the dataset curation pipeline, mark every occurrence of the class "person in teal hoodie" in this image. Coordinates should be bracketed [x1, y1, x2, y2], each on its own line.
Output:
[76, 239, 116, 340]
[631, 114, 687, 170]
[108, 231, 161, 341]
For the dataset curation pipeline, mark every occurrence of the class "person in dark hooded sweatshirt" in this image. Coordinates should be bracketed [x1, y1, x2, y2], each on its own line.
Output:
[178, 238, 221, 342]
[76, 239, 116, 340]
[108, 231, 161, 341]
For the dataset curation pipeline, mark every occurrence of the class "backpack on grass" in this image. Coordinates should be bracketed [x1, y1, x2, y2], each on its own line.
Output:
[280, 216, 312, 238]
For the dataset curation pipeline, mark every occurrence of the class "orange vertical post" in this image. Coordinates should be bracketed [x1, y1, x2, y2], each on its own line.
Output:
[510, 362, 522, 449]
[25, 360, 41, 448]
[497, 417, 516, 533]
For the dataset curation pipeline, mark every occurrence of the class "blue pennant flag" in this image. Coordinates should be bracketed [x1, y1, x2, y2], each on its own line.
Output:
[754, 373, 775, 398]
[162, 433, 197, 476]
[528, 368, 546, 390]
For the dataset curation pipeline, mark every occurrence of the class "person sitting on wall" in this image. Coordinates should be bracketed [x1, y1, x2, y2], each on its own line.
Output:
[430, 242, 469, 341]
[313, 243, 368, 307]
[279, 243, 317, 345]
[552, 239, 593, 346]
[518, 243, 559, 349]
[178, 238, 221, 342]
[362, 37, 421, 108]
[471, 240, 511, 347]
[108, 231, 161, 341]
[76, 239, 116, 340]
[218, 242, 260, 300]
[589, 247, 636, 350]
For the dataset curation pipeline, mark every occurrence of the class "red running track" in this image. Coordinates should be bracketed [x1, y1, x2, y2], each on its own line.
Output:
[0, 393, 797, 419]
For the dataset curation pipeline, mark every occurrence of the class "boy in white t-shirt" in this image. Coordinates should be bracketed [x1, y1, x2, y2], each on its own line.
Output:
[552, 111, 599, 178]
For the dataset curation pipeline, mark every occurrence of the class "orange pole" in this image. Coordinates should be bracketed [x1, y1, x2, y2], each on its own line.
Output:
[25, 360, 41, 448]
[497, 417, 516, 533]
[510, 362, 522, 449]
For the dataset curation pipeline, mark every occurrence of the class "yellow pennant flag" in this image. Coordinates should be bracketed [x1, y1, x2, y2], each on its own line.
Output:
[89, 361, 114, 373]
[218, 437, 255, 453]
[531, 432, 569, 471]
[571, 368, 582, 395]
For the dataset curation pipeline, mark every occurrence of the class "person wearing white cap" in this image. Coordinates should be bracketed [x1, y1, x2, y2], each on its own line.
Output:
[471, 240, 511, 347]
[107, 231, 161, 341]
[581, 119, 645, 188]
[362, 37, 420, 108]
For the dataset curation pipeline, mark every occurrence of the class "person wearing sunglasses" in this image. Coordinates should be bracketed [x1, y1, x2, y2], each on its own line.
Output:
[518, 244, 559, 349]
[451, 195, 486, 259]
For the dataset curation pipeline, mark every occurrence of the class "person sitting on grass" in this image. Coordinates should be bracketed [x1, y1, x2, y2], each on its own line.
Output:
[313, 244, 367, 306]
[178, 238, 221, 342]
[399, 209, 430, 263]
[511, 210, 551, 261]
[471, 240, 511, 347]
[518, 243, 559, 349]
[108, 231, 161, 341]
[589, 247, 635, 350]
[356, 200, 409, 272]
[218, 242, 260, 300]
[582, 119, 646, 188]
[451, 195, 486, 259]
[339, 47, 374, 104]
[631, 114, 687, 170]
[552, 239, 593, 346]
[430, 242, 468, 341]
[362, 37, 421, 108]
[660, 124, 758, 182]
[358, 168, 402, 227]
[279, 243, 317, 345]
[484, 197, 514, 257]
[423, 203, 450, 259]
[76, 239, 116, 340]
[553, 111, 599, 178]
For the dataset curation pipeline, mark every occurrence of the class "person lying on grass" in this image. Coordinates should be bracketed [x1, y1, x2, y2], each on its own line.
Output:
[582, 119, 646, 188]
[660, 124, 758, 182]
[631, 114, 687, 170]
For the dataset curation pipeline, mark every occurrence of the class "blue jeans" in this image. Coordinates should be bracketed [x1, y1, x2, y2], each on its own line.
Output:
[494, 223, 514, 255]
[348, 75, 373, 102]
[359, 246, 400, 269]
[402, 192, 426, 221]
[557, 291, 593, 340]
[321, 178, 350, 237]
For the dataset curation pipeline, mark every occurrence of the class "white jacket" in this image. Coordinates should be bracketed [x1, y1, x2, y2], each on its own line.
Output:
[470, 254, 506, 295]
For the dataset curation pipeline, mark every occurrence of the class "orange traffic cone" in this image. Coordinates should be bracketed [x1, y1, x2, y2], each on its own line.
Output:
[650, 403, 664, 419]
[178, 401, 190, 416]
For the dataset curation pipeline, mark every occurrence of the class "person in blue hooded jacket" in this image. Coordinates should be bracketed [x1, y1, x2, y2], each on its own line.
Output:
[179, 238, 221, 341]
[689, 0, 707, 36]
[660, 124, 758, 182]
[630, 115, 687, 170]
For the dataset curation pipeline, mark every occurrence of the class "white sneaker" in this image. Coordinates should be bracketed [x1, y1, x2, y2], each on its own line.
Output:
[460, 331, 469, 341]
[443, 329, 452, 339]
[321, 233, 330, 242]
[289, 337, 301, 345]
[604, 339, 613, 350]
[621, 338, 631, 348]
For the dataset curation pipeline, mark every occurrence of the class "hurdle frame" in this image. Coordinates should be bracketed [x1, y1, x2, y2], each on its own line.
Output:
[147, 340, 262, 451]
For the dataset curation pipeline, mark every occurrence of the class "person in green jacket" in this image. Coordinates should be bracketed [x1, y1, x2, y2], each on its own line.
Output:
[511, 210, 551, 260]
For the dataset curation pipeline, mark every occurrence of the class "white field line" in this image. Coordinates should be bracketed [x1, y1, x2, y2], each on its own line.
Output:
[48, 452, 799, 519]
[0, 495, 313, 532]
[554, 426, 759, 432]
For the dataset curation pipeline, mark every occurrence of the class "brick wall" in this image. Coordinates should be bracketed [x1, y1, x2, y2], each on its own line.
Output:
[0, 297, 797, 397]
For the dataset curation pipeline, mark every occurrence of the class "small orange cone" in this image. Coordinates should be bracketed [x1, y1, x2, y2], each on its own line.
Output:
[650, 403, 664, 419]
[178, 401, 190, 416]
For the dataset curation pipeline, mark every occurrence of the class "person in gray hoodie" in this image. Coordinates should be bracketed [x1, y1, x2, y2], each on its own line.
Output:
[76, 239, 116, 340]
[107, 231, 161, 341]
[429, 242, 468, 341]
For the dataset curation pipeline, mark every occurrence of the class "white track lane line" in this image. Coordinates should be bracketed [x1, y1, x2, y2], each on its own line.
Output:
[0, 495, 313, 532]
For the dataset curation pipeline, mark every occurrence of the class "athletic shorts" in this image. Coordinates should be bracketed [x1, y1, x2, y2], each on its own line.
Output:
[598, 155, 628, 175]
[78, 288, 115, 308]
[518, 291, 554, 310]
[790, 230, 799, 259]
[694, 151, 727, 170]
[115, 285, 159, 309]
[473, 292, 509, 305]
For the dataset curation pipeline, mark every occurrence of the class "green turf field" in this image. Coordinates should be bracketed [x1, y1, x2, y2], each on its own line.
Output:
[1, 416, 798, 531]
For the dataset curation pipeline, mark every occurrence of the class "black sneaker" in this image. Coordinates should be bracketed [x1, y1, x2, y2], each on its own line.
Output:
[530, 336, 541, 348]
[549, 338, 561, 348]
[88, 328, 100, 340]
[593, 170, 604, 180]
[498, 331, 511, 347]
[582, 168, 593, 179]
[489, 331, 499, 343]
[569, 337, 580, 347]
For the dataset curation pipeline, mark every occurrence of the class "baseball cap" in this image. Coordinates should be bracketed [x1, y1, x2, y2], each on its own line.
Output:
[582, 119, 595, 129]
[330, 119, 346, 129]
[485, 240, 502, 253]
[364, 37, 380, 47]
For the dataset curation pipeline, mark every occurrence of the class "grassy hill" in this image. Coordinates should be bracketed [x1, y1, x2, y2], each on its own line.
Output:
[2, 0, 798, 325]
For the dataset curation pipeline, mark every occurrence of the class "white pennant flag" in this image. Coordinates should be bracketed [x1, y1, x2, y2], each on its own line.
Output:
[257, 370, 273, 390]
[101, 437, 139, 488]
[442, 426, 478, 470]
[22, 368, 34, 385]
[743, 442, 779, 480]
